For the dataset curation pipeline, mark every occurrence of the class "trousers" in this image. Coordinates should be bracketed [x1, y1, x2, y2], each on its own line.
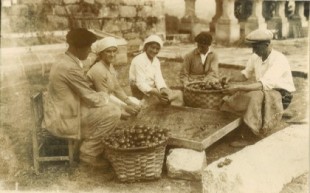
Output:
[80, 103, 121, 157]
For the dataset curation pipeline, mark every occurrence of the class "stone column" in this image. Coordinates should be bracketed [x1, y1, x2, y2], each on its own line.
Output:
[180, 0, 196, 36]
[294, 1, 307, 27]
[152, 0, 166, 39]
[184, 0, 196, 18]
[215, 0, 240, 44]
[288, 1, 307, 38]
[244, 0, 267, 35]
[210, 0, 223, 33]
[268, 1, 289, 38]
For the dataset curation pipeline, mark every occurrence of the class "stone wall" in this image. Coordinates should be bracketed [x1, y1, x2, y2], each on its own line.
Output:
[1, 0, 166, 50]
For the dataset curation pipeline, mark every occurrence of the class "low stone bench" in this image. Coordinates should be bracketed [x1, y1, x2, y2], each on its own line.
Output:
[202, 124, 309, 193]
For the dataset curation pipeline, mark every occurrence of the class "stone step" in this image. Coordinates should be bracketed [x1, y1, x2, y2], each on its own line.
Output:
[202, 124, 309, 193]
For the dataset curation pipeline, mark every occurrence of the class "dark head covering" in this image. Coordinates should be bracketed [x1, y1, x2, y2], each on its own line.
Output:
[66, 28, 97, 48]
[194, 32, 213, 45]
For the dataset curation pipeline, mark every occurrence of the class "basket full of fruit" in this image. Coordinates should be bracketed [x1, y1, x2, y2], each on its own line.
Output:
[103, 125, 169, 182]
[183, 77, 229, 109]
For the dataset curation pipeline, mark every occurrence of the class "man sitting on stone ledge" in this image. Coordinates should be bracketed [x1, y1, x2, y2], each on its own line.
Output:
[179, 31, 219, 86]
[221, 29, 295, 147]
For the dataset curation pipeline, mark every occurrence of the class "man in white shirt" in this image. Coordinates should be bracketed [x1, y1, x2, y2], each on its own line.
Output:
[129, 35, 183, 106]
[221, 29, 295, 147]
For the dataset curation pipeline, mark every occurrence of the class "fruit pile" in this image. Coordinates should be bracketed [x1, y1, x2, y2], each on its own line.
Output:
[104, 125, 169, 149]
[187, 77, 229, 90]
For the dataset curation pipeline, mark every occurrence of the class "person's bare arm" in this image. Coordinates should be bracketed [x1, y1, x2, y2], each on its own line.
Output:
[229, 71, 248, 82]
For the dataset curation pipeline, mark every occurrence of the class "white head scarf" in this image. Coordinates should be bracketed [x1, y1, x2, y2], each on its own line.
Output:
[142, 35, 164, 50]
[92, 37, 118, 54]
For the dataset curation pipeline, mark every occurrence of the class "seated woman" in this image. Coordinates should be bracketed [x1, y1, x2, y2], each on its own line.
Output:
[129, 35, 183, 106]
[87, 37, 140, 117]
[179, 32, 219, 85]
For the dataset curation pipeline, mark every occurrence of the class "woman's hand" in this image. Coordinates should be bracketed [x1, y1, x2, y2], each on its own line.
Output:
[124, 105, 140, 116]
[124, 98, 141, 111]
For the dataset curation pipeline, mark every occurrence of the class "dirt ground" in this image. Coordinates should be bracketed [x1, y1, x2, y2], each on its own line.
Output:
[0, 39, 308, 192]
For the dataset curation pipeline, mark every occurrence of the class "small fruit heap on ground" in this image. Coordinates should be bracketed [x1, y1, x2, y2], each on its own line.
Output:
[104, 125, 169, 149]
[187, 77, 229, 90]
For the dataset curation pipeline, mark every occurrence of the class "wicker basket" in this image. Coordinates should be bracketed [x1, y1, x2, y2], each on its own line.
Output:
[104, 140, 167, 182]
[183, 81, 225, 110]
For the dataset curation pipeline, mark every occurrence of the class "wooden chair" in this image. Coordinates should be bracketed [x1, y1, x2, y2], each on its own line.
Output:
[31, 92, 78, 174]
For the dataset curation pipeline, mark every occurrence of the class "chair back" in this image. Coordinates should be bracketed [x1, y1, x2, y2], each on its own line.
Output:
[31, 92, 44, 130]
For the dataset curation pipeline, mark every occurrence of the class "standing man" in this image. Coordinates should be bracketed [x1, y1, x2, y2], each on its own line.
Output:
[180, 31, 219, 85]
[221, 29, 295, 147]
[44, 28, 121, 168]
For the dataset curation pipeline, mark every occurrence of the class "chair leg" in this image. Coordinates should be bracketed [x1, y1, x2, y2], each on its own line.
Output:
[32, 128, 40, 175]
[68, 139, 75, 165]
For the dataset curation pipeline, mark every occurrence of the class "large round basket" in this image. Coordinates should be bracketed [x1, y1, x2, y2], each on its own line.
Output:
[104, 140, 167, 182]
[183, 82, 225, 110]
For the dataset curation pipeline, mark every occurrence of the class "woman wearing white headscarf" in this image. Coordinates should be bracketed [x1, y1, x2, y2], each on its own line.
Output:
[129, 35, 184, 106]
[87, 37, 141, 117]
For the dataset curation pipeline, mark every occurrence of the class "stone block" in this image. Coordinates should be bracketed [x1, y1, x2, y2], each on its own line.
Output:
[45, 0, 63, 4]
[84, 0, 94, 4]
[151, 1, 164, 17]
[104, 0, 120, 5]
[98, 6, 109, 17]
[119, 0, 143, 6]
[47, 15, 69, 30]
[137, 5, 152, 17]
[66, 4, 80, 14]
[10, 4, 28, 16]
[166, 148, 207, 181]
[106, 7, 119, 18]
[135, 21, 147, 33]
[202, 125, 309, 193]
[21, 0, 45, 3]
[119, 19, 129, 31]
[54, 5, 67, 15]
[119, 6, 136, 18]
[95, 0, 106, 4]
[103, 20, 120, 33]
[63, 0, 79, 4]
[123, 32, 140, 40]
[215, 20, 240, 45]
[144, 0, 152, 6]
